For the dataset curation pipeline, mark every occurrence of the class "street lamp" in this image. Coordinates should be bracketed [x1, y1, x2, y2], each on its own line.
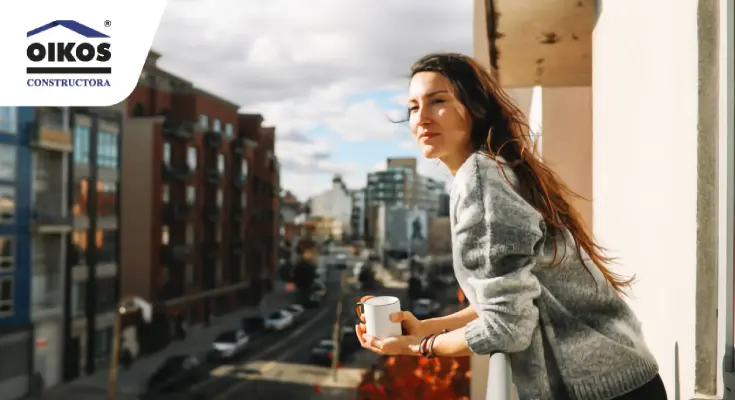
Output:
[107, 296, 152, 400]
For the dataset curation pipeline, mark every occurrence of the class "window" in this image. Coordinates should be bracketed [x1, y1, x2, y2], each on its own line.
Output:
[199, 114, 208, 130]
[72, 179, 88, 216]
[186, 224, 195, 245]
[97, 181, 117, 217]
[185, 264, 194, 284]
[186, 186, 196, 205]
[73, 125, 90, 164]
[0, 107, 17, 134]
[216, 190, 223, 207]
[97, 131, 118, 168]
[213, 119, 221, 132]
[96, 230, 117, 264]
[0, 144, 16, 181]
[162, 225, 169, 245]
[187, 147, 197, 170]
[70, 230, 87, 266]
[94, 327, 113, 364]
[0, 278, 13, 315]
[163, 143, 172, 165]
[241, 160, 248, 181]
[217, 154, 225, 173]
[162, 185, 169, 203]
[0, 186, 15, 224]
[241, 193, 247, 208]
[225, 123, 233, 137]
[0, 236, 14, 272]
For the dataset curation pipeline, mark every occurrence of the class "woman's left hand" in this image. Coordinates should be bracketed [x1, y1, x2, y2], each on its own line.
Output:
[359, 332, 423, 356]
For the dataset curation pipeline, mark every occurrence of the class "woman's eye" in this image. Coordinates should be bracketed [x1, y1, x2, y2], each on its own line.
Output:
[431, 99, 445, 105]
[408, 106, 419, 113]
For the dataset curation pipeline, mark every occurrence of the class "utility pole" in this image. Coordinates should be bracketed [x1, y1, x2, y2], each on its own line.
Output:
[331, 270, 347, 381]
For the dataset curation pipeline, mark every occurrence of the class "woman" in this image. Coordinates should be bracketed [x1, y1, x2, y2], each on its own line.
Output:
[356, 53, 666, 400]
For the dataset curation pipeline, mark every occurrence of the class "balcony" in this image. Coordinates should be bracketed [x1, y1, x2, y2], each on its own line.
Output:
[30, 110, 73, 152]
[204, 167, 220, 185]
[160, 244, 192, 264]
[203, 204, 220, 222]
[162, 119, 195, 141]
[163, 202, 191, 224]
[230, 138, 245, 156]
[204, 130, 222, 149]
[162, 163, 193, 182]
[30, 210, 72, 233]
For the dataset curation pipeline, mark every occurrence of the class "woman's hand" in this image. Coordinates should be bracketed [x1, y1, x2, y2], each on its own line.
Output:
[360, 333, 423, 356]
[355, 295, 429, 356]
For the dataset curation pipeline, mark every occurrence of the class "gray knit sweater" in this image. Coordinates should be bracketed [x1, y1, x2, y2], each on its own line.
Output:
[450, 152, 658, 400]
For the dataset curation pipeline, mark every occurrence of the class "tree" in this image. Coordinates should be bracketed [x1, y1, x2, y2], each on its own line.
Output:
[291, 259, 317, 293]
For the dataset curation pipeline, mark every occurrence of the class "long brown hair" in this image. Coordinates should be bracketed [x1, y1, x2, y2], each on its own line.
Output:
[410, 53, 632, 294]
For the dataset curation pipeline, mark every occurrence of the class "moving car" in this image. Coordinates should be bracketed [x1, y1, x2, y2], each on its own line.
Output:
[140, 354, 206, 398]
[264, 309, 294, 331]
[208, 329, 249, 361]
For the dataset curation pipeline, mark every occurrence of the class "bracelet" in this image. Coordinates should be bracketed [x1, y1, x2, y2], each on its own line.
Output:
[426, 329, 448, 359]
[419, 334, 434, 357]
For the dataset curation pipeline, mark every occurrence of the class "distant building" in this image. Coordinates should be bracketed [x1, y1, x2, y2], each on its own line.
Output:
[349, 189, 366, 240]
[309, 175, 352, 238]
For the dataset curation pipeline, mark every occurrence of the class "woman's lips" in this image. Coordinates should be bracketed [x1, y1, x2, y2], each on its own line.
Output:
[418, 132, 439, 142]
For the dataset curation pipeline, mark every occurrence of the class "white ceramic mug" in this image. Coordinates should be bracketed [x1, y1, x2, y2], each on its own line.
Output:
[356, 296, 402, 339]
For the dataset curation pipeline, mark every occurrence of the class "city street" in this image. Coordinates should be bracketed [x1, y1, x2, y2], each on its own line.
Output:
[188, 260, 406, 399]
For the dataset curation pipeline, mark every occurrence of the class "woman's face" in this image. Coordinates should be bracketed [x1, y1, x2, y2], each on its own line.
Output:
[408, 72, 472, 166]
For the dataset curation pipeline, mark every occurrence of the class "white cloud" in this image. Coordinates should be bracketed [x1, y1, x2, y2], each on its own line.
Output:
[152, 0, 472, 198]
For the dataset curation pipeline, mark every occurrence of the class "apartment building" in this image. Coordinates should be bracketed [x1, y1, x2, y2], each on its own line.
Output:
[310, 175, 352, 239]
[64, 106, 123, 380]
[349, 188, 366, 241]
[0, 107, 34, 400]
[239, 114, 280, 295]
[120, 52, 279, 337]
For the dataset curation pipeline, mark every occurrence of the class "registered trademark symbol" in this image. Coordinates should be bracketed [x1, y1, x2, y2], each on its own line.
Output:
[104, 20, 111, 27]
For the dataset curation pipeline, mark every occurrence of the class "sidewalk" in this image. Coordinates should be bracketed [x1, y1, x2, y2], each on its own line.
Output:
[40, 284, 297, 400]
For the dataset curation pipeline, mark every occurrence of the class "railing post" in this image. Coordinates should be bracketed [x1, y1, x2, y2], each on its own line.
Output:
[486, 353, 513, 400]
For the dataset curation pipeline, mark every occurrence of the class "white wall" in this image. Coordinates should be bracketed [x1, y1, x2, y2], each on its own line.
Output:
[592, 0, 700, 397]
[310, 185, 353, 235]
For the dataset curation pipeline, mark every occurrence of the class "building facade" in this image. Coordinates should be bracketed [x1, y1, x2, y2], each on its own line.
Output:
[472, 0, 732, 399]
[0, 107, 34, 400]
[120, 52, 279, 341]
[349, 188, 366, 241]
[64, 106, 123, 381]
[29, 107, 73, 390]
[309, 175, 352, 239]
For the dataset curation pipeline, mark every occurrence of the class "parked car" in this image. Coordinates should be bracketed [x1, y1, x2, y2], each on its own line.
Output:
[304, 291, 325, 309]
[284, 304, 305, 321]
[207, 329, 250, 361]
[310, 339, 341, 366]
[341, 325, 360, 353]
[140, 354, 206, 398]
[265, 309, 294, 331]
[412, 298, 441, 319]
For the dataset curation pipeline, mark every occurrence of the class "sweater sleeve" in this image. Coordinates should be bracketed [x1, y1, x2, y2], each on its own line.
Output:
[454, 158, 545, 355]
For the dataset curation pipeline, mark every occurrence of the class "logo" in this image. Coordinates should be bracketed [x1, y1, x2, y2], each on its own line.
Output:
[26, 20, 111, 88]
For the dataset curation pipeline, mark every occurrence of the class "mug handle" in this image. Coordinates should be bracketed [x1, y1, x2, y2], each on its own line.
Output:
[355, 302, 364, 319]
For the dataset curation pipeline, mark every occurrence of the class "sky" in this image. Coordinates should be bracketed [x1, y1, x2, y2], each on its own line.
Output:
[151, 0, 473, 200]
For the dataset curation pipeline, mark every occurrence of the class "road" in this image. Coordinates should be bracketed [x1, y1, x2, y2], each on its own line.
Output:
[188, 258, 404, 399]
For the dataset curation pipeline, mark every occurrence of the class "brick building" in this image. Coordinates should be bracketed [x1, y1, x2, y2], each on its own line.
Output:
[119, 51, 279, 334]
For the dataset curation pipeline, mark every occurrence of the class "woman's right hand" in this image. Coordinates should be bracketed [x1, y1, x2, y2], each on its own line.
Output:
[355, 295, 430, 346]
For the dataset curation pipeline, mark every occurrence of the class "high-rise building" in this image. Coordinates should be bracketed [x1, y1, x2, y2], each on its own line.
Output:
[349, 188, 366, 240]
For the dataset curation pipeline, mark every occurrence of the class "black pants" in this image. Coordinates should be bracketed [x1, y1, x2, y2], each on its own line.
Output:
[612, 374, 668, 400]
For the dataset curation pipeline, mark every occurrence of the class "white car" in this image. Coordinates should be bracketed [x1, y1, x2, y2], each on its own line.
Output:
[284, 304, 305, 321]
[210, 329, 249, 360]
[265, 309, 294, 331]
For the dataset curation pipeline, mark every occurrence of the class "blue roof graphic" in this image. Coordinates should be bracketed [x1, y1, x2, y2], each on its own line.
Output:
[27, 20, 109, 38]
